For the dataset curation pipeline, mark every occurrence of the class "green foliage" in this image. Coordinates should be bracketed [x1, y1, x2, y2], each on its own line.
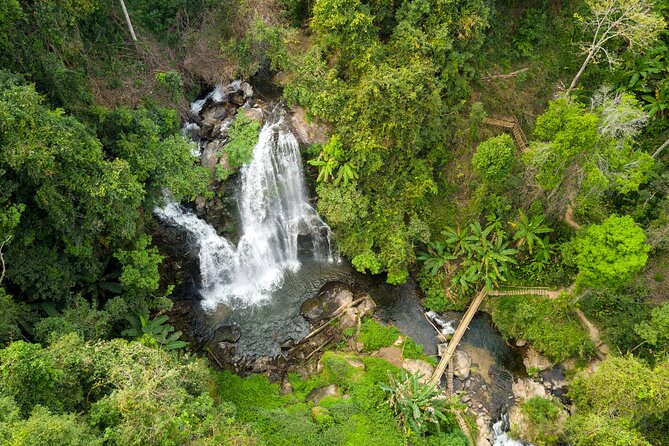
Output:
[224, 110, 261, 168]
[472, 134, 516, 185]
[0, 405, 102, 446]
[380, 370, 453, 436]
[114, 235, 162, 297]
[579, 288, 650, 353]
[516, 397, 564, 445]
[634, 303, 669, 353]
[282, 0, 490, 283]
[510, 210, 553, 254]
[526, 96, 654, 215]
[94, 105, 210, 202]
[122, 312, 187, 351]
[573, 215, 650, 289]
[566, 413, 652, 446]
[0, 289, 31, 346]
[34, 295, 121, 343]
[568, 355, 669, 445]
[358, 319, 433, 363]
[489, 293, 594, 361]
[155, 70, 184, 101]
[0, 335, 258, 445]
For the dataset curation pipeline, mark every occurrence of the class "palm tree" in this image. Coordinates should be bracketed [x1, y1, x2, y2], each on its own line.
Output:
[509, 210, 553, 254]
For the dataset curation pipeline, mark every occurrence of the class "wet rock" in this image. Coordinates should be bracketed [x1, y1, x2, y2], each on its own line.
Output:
[300, 281, 354, 322]
[306, 384, 338, 405]
[201, 141, 221, 172]
[402, 359, 434, 383]
[515, 339, 527, 347]
[212, 324, 241, 343]
[356, 294, 376, 318]
[437, 343, 449, 357]
[523, 348, 553, 372]
[339, 308, 358, 329]
[374, 346, 404, 368]
[454, 350, 472, 380]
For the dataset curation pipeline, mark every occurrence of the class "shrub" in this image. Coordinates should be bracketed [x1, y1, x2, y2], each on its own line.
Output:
[489, 294, 594, 361]
[381, 370, 456, 436]
[224, 110, 261, 168]
[472, 134, 516, 184]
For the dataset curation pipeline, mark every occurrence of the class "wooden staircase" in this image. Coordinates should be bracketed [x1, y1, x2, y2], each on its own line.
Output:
[484, 117, 529, 153]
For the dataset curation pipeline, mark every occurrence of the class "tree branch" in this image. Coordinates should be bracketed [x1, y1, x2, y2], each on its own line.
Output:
[652, 136, 669, 159]
[0, 236, 10, 285]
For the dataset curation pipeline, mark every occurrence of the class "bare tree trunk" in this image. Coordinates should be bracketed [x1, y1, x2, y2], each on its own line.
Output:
[0, 236, 10, 285]
[652, 136, 669, 159]
[119, 0, 137, 42]
[567, 51, 594, 95]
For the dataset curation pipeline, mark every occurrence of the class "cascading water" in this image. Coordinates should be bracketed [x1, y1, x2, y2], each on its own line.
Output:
[156, 101, 334, 311]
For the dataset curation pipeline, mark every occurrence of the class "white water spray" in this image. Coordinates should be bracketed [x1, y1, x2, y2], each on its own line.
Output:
[156, 107, 333, 310]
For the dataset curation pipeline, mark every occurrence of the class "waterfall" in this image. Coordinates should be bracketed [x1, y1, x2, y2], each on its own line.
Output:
[491, 414, 527, 446]
[156, 107, 334, 311]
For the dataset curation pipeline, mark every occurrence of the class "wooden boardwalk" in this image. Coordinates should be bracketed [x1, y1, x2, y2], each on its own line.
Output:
[429, 288, 488, 387]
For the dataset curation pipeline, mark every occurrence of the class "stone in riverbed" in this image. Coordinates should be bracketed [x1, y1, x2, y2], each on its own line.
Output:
[454, 350, 472, 380]
[300, 281, 354, 322]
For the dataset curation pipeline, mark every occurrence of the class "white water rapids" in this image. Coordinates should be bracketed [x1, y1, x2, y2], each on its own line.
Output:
[156, 108, 334, 310]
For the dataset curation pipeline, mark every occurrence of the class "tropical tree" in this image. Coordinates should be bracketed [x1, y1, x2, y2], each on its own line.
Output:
[568, 0, 666, 93]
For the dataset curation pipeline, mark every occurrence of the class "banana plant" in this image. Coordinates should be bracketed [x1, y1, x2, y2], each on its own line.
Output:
[122, 313, 187, 351]
[509, 210, 553, 254]
[381, 370, 452, 435]
[417, 241, 457, 276]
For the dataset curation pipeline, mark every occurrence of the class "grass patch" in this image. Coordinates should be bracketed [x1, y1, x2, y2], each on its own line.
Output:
[358, 319, 436, 364]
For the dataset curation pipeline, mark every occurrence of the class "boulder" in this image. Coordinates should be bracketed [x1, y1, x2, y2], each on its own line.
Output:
[291, 106, 328, 145]
[512, 377, 548, 402]
[306, 384, 338, 405]
[453, 350, 472, 380]
[201, 141, 220, 172]
[242, 106, 263, 124]
[523, 348, 553, 372]
[300, 281, 354, 322]
[402, 359, 434, 383]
